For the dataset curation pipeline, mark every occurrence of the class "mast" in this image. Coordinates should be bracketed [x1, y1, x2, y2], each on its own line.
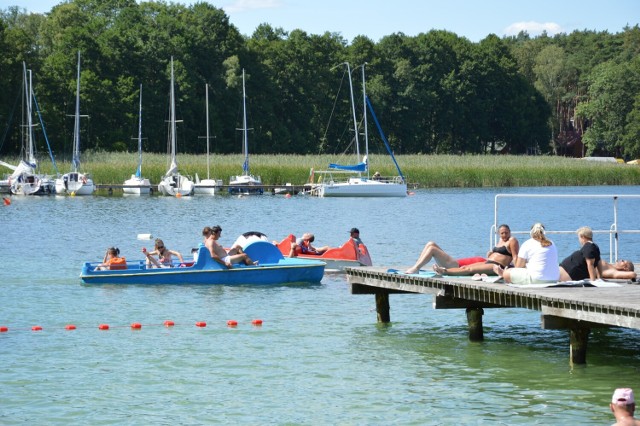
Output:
[205, 83, 210, 180]
[361, 63, 369, 176]
[345, 62, 360, 162]
[169, 57, 177, 172]
[242, 69, 249, 175]
[136, 84, 143, 178]
[23, 62, 36, 168]
[72, 51, 81, 172]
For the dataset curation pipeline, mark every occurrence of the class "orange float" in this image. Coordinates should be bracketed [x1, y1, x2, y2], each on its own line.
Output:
[0, 326, 8, 332]
[31, 325, 43, 331]
[131, 323, 142, 329]
[98, 324, 110, 330]
[251, 319, 263, 326]
[195, 321, 207, 327]
[226, 320, 238, 327]
[163, 320, 175, 327]
[65, 324, 77, 330]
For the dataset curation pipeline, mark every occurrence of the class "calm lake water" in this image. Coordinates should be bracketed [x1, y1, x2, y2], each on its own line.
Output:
[1, 186, 640, 425]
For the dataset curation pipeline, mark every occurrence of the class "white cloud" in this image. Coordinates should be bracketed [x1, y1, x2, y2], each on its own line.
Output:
[503, 21, 564, 37]
[224, 0, 283, 13]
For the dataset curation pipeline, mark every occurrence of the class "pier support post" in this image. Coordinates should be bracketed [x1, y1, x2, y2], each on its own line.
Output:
[375, 292, 390, 323]
[466, 307, 484, 342]
[569, 327, 590, 365]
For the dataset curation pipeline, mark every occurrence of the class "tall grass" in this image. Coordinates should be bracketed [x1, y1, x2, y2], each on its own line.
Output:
[7, 152, 640, 187]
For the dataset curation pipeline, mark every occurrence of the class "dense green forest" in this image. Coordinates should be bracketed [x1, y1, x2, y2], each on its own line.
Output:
[1, 0, 639, 165]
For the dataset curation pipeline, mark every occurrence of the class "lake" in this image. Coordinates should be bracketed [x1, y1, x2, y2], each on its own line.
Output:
[1, 186, 639, 424]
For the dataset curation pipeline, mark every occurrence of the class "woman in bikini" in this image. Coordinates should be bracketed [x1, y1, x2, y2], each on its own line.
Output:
[406, 224, 519, 276]
[144, 238, 184, 268]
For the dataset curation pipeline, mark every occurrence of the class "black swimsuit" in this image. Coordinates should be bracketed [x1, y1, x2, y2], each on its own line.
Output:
[491, 245, 511, 256]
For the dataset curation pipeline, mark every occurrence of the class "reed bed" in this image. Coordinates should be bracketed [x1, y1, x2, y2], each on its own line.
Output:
[8, 152, 640, 188]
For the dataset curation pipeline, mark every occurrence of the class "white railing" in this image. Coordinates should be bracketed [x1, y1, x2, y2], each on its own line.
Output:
[491, 194, 640, 263]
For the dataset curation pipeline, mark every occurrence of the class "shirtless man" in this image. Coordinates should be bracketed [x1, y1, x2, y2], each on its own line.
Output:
[560, 258, 636, 281]
[203, 225, 257, 268]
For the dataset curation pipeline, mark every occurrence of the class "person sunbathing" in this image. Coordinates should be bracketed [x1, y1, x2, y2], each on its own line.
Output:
[406, 224, 519, 275]
[560, 258, 636, 281]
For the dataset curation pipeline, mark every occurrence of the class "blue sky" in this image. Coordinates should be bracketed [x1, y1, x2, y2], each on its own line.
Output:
[3, 0, 638, 42]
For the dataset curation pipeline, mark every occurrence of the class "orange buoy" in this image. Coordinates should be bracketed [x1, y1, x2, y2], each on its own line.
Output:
[195, 321, 207, 327]
[32, 325, 43, 331]
[2, 197, 10, 206]
[164, 320, 175, 327]
[227, 320, 238, 327]
[251, 319, 263, 326]
[176, 192, 182, 198]
[285, 193, 291, 199]
[98, 324, 110, 330]
[65, 324, 77, 330]
[131, 322, 142, 329]
[0, 326, 8, 332]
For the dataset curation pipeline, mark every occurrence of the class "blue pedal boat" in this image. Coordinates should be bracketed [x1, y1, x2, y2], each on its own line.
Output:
[80, 241, 326, 285]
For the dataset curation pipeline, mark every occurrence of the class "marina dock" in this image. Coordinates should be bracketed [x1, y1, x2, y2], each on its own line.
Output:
[346, 266, 640, 364]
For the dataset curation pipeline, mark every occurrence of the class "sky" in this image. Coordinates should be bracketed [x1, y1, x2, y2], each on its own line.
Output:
[3, 0, 639, 43]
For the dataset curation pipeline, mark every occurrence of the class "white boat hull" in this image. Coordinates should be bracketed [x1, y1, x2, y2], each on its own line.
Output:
[158, 174, 194, 196]
[229, 174, 263, 195]
[123, 175, 151, 195]
[55, 173, 95, 195]
[314, 177, 407, 197]
[194, 178, 222, 195]
[10, 174, 55, 195]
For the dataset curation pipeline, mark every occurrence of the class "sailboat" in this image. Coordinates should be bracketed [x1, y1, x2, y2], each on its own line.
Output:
[3, 63, 54, 195]
[310, 63, 407, 197]
[157, 57, 194, 197]
[194, 84, 222, 195]
[55, 51, 95, 196]
[123, 84, 151, 195]
[228, 69, 263, 195]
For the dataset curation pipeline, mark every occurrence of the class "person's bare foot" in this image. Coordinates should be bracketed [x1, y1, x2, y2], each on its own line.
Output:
[492, 264, 503, 277]
[432, 264, 446, 276]
[405, 267, 418, 274]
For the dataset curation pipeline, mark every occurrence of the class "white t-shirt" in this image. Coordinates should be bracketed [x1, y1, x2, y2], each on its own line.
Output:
[518, 238, 560, 281]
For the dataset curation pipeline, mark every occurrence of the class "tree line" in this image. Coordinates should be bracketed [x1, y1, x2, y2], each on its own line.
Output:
[1, 0, 639, 163]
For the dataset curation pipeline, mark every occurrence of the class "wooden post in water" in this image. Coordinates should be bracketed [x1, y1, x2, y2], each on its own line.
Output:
[569, 327, 590, 365]
[375, 291, 390, 323]
[466, 307, 484, 341]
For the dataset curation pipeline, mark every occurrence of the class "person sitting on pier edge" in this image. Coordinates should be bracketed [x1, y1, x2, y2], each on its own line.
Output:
[96, 247, 127, 270]
[289, 233, 329, 257]
[406, 224, 519, 275]
[558, 226, 603, 281]
[494, 223, 559, 284]
[204, 225, 257, 268]
[610, 388, 640, 425]
[144, 238, 184, 268]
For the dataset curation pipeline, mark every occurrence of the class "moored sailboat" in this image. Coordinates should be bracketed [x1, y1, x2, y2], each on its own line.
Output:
[55, 51, 95, 196]
[194, 84, 222, 195]
[123, 84, 151, 195]
[229, 69, 262, 195]
[310, 63, 407, 197]
[157, 57, 194, 197]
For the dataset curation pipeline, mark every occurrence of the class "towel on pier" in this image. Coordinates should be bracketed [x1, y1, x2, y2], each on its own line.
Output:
[508, 279, 622, 289]
[387, 269, 436, 277]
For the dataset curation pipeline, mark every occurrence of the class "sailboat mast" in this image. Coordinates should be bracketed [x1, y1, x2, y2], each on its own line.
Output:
[362, 63, 369, 176]
[23, 63, 35, 165]
[170, 57, 177, 166]
[137, 84, 143, 177]
[345, 62, 360, 162]
[242, 69, 249, 175]
[73, 51, 81, 172]
[205, 83, 210, 180]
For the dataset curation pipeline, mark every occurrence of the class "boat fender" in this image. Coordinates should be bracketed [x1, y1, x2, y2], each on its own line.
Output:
[82, 175, 87, 184]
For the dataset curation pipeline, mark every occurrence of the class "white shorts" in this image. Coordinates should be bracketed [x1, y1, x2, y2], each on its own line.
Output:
[508, 268, 557, 284]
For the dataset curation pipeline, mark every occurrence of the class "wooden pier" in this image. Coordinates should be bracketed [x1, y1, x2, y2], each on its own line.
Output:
[346, 266, 640, 364]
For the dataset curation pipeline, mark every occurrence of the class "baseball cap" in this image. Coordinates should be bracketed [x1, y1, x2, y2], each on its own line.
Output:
[612, 388, 635, 405]
[349, 228, 359, 234]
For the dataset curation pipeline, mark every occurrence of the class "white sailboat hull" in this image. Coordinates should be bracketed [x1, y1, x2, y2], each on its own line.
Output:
[194, 178, 222, 195]
[10, 174, 55, 195]
[314, 177, 407, 197]
[158, 174, 194, 196]
[55, 172, 95, 195]
[123, 175, 151, 195]
[229, 174, 263, 195]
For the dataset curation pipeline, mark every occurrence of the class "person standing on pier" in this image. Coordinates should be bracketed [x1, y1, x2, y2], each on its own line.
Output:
[610, 388, 640, 425]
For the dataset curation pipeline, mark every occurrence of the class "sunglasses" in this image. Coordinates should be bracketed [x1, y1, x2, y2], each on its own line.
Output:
[157, 245, 165, 249]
